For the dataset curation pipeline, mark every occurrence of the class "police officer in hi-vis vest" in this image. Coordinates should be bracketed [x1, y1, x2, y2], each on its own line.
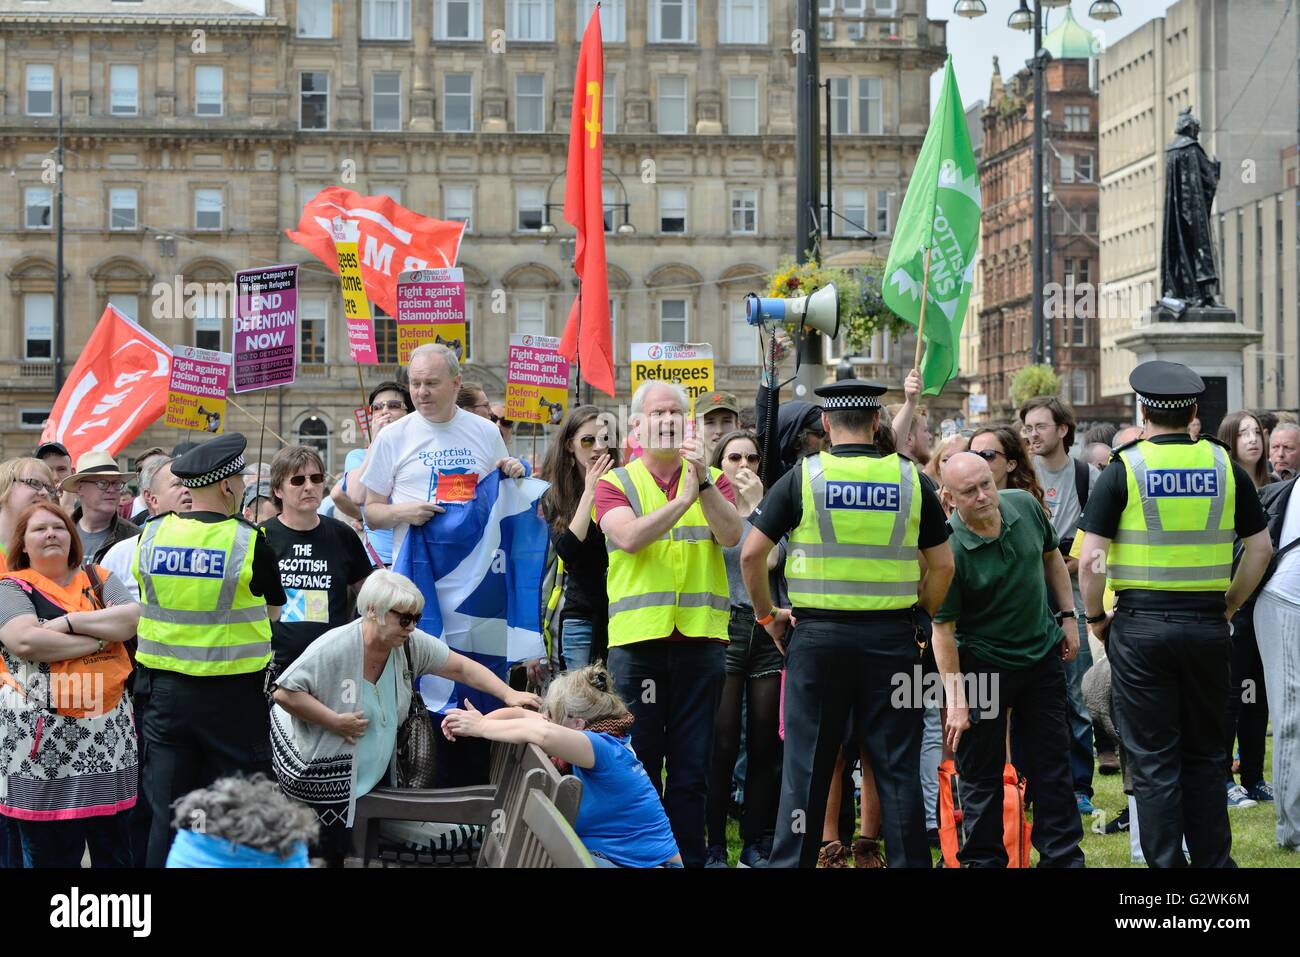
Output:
[1079, 361, 1273, 868]
[133, 433, 287, 867]
[742, 379, 955, 868]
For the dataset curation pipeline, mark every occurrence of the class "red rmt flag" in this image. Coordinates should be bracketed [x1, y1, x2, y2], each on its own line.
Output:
[557, 6, 614, 397]
[286, 186, 466, 318]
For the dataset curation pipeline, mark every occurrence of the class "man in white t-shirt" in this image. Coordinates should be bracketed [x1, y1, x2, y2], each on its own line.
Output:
[1254, 476, 1300, 849]
[1020, 395, 1105, 808]
[361, 342, 524, 563]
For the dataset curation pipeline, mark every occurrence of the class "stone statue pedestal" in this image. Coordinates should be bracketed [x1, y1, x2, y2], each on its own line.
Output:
[1115, 305, 1262, 435]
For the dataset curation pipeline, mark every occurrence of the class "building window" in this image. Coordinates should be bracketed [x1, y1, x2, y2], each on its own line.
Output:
[1076, 153, 1094, 183]
[608, 299, 619, 354]
[517, 297, 546, 337]
[24, 187, 51, 229]
[657, 75, 688, 134]
[874, 189, 890, 234]
[603, 75, 617, 133]
[462, 297, 475, 362]
[730, 299, 757, 363]
[602, 185, 615, 233]
[372, 72, 402, 130]
[516, 186, 545, 231]
[507, 0, 554, 40]
[844, 0, 866, 39]
[194, 189, 223, 231]
[436, 0, 482, 38]
[829, 76, 850, 135]
[300, 72, 330, 130]
[579, 0, 625, 41]
[195, 66, 223, 116]
[857, 76, 882, 134]
[819, 0, 834, 39]
[373, 306, 398, 363]
[1059, 153, 1075, 183]
[1070, 368, 1091, 405]
[730, 189, 758, 234]
[26, 64, 53, 116]
[727, 76, 758, 135]
[842, 189, 867, 236]
[297, 0, 333, 36]
[107, 294, 139, 322]
[194, 293, 223, 352]
[110, 64, 138, 116]
[301, 296, 328, 363]
[443, 73, 473, 131]
[650, 0, 695, 42]
[362, 0, 411, 38]
[19, 410, 51, 431]
[515, 73, 545, 132]
[720, 0, 766, 43]
[372, 184, 402, 204]
[659, 187, 687, 233]
[110, 188, 137, 230]
[24, 293, 52, 360]
[444, 185, 474, 231]
[660, 299, 687, 341]
[1064, 105, 1089, 132]
[296, 416, 331, 469]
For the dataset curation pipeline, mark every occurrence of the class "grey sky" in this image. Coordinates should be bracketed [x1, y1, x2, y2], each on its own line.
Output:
[927, 0, 1180, 113]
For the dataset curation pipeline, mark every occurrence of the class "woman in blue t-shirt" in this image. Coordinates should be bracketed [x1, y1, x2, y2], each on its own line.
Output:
[442, 663, 681, 868]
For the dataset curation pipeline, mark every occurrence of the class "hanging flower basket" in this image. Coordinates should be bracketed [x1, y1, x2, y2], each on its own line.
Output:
[764, 256, 909, 355]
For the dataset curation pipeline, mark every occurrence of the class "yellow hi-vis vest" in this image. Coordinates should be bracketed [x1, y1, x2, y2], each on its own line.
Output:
[133, 513, 272, 676]
[1106, 438, 1236, 592]
[787, 451, 922, 611]
[601, 458, 730, 648]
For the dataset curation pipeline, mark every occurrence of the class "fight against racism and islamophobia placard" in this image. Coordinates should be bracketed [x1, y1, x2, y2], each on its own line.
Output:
[396, 268, 467, 364]
[233, 264, 298, 392]
[506, 334, 570, 426]
[166, 346, 231, 434]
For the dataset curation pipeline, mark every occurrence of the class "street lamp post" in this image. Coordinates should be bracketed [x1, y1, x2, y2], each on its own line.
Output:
[955, 0, 1121, 369]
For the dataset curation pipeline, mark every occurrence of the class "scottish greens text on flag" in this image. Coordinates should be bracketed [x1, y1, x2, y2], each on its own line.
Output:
[882, 56, 982, 396]
[394, 472, 550, 716]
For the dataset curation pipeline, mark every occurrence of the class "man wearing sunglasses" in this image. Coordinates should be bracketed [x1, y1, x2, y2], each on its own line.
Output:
[261, 445, 371, 673]
[61, 450, 142, 566]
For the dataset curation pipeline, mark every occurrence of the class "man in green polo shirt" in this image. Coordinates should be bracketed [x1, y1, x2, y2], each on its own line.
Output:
[932, 451, 1084, 867]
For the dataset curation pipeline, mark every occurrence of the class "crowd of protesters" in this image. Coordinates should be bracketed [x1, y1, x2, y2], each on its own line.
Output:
[1, 337, 1297, 869]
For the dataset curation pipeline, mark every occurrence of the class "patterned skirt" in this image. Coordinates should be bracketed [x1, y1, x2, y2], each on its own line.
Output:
[269, 705, 353, 828]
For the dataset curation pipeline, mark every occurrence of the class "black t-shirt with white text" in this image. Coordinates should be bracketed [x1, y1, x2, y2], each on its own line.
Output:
[260, 515, 372, 669]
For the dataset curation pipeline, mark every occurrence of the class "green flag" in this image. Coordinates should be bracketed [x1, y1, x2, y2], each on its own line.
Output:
[883, 57, 982, 396]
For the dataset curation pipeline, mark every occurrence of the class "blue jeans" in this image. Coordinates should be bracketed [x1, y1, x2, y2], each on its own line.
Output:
[561, 618, 594, 672]
[18, 813, 132, 868]
[608, 639, 725, 868]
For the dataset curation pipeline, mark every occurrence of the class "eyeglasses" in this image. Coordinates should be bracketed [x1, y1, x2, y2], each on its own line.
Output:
[726, 452, 761, 465]
[91, 480, 126, 493]
[17, 478, 57, 497]
[1024, 424, 1059, 435]
[390, 611, 419, 629]
[288, 473, 325, 487]
[578, 435, 608, 449]
[973, 449, 1005, 462]
[371, 400, 406, 412]
[472, 401, 492, 413]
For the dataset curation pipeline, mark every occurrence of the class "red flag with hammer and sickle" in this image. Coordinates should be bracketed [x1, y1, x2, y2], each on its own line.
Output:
[557, 7, 614, 397]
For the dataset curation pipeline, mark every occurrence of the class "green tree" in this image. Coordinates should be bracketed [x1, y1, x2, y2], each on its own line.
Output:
[1010, 364, 1061, 409]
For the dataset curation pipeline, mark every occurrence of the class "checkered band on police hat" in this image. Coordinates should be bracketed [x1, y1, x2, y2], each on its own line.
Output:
[1137, 394, 1197, 410]
[820, 395, 879, 411]
[180, 453, 247, 489]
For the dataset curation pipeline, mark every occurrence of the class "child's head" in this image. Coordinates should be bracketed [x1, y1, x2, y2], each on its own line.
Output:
[544, 662, 629, 730]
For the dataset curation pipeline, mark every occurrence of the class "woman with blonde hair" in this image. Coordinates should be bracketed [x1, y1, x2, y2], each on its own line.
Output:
[0, 459, 58, 573]
[442, 662, 682, 868]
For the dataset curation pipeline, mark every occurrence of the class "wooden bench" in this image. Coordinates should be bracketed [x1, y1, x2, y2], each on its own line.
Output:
[513, 789, 596, 869]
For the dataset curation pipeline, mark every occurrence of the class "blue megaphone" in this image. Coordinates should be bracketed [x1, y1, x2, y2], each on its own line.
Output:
[744, 284, 839, 338]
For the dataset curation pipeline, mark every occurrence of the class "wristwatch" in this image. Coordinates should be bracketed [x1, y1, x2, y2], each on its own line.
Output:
[1085, 611, 1108, 624]
[698, 472, 713, 489]
[1054, 609, 1076, 624]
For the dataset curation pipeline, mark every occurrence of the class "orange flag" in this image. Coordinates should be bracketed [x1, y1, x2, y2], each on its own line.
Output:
[40, 305, 172, 462]
[557, 7, 614, 397]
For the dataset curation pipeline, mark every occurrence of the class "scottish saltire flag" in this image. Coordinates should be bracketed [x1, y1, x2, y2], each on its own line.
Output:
[394, 471, 550, 717]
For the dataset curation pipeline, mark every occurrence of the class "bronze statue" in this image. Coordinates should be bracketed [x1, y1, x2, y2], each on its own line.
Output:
[1161, 108, 1221, 306]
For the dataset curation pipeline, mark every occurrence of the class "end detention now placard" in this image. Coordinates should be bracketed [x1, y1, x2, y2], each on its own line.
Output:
[233, 264, 298, 393]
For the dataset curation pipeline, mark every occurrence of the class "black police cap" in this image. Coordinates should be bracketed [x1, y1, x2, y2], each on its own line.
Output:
[1129, 360, 1205, 410]
[172, 433, 248, 489]
[813, 378, 888, 411]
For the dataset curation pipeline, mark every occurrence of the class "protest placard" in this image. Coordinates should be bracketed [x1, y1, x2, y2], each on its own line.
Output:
[396, 268, 466, 364]
[629, 342, 715, 408]
[335, 223, 377, 364]
[165, 345, 231, 434]
[233, 264, 298, 392]
[505, 334, 570, 425]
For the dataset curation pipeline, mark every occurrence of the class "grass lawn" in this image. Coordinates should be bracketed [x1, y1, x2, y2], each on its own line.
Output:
[724, 737, 1300, 867]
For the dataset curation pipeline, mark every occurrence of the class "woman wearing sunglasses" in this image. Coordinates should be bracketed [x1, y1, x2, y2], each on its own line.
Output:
[260, 446, 373, 676]
[540, 406, 619, 672]
[270, 569, 540, 866]
[704, 429, 783, 868]
[968, 425, 1049, 515]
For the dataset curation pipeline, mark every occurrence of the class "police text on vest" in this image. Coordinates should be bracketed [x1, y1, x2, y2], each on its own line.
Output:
[49, 887, 151, 937]
[1144, 469, 1218, 497]
[825, 481, 900, 511]
[148, 546, 227, 578]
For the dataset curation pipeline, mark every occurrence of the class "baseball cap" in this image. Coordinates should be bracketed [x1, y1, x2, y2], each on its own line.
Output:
[694, 391, 740, 418]
[241, 480, 273, 511]
[34, 441, 70, 459]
